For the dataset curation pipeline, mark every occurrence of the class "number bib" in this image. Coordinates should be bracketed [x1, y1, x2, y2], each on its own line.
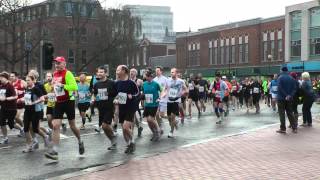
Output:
[199, 86, 204, 93]
[272, 86, 278, 92]
[78, 92, 86, 100]
[188, 84, 194, 90]
[97, 88, 108, 100]
[24, 94, 32, 105]
[250, 90, 253, 94]
[118, 92, 127, 104]
[54, 85, 65, 97]
[169, 88, 178, 98]
[47, 93, 56, 102]
[0, 89, 6, 99]
[145, 94, 153, 104]
[215, 90, 221, 98]
[253, 87, 260, 94]
[232, 86, 237, 91]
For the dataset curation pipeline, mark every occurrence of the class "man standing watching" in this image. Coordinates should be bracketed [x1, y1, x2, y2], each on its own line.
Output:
[276, 66, 298, 134]
[45, 56, 84, 160]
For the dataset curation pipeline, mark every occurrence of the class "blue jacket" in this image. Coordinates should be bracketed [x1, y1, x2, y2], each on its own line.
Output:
[277, 72, 297, 101]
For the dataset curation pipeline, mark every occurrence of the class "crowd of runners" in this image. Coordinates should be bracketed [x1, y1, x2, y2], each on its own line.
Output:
[0, 56, 319, 161]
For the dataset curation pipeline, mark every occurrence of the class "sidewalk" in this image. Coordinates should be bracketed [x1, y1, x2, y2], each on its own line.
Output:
[67, 116, 320, 180]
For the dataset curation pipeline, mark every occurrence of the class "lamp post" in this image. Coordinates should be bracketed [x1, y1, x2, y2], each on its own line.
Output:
[267, 54, 273, 75]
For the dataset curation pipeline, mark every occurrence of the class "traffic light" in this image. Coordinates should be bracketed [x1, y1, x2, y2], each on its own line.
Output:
[43, 43, 54, 70]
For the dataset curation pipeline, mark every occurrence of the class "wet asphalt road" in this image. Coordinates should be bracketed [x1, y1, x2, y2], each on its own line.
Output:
[0, 103, 319, 180]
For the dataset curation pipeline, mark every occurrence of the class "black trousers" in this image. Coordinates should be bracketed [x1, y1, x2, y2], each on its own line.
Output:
[277, 100, 297, 130]
[302, 99, 314, 125]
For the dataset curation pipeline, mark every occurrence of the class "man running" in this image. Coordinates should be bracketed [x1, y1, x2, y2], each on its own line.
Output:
[93, 66, 117, 150]
[210, 72, 229, 124]
[153, 66, 168, 135]
[197, 73, 208, 113]
[230, 79, 240, 110]
[222, 76, 232, 116]
[251, 78, 262, 114]
[242, 77, 253, 113]
[129, 68, 144, 137]
[114, 65, 139, 154]
[187, 74, 201, 118]
[142, 69, 162, 141]
[77, 73, 91, 130]
[0, 72, 24, 144]
[269, 74, 278, 112]
[43, 72, 55, 136]
[163, 68, 187, 138]
[10, 72, 26, 136]
[45, 56, 84, 160]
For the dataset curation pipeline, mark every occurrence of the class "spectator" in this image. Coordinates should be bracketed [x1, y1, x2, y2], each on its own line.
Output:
[301, 72, 315, 127]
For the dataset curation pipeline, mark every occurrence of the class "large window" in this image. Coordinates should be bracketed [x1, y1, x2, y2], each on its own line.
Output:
[310, 7, 320, 56]
[209, 41, 213, 65]
[290, 11, 302, 57]
[277, 30, 283, 60]
[68, 49, 75, 64]
[220, 39, 224, 65]
[188, 43, 200, 66]
[238, 36, 243, 63]
[231, 37, 235, 64]
[213, 40, 218, 65]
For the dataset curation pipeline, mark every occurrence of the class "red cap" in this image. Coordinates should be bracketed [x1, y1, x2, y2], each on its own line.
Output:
[54, 56, 66, 63]
[290, 72, 298, 79]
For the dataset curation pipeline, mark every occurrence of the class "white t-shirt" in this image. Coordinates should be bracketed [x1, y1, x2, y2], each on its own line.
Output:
[153, 75, 168, 104]
[167, 78, 185, 103]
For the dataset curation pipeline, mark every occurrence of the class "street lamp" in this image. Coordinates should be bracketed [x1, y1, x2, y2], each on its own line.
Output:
[267, 54, 273, 75]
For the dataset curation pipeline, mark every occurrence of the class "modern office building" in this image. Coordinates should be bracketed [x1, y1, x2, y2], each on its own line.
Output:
[123, 5, 173, 42]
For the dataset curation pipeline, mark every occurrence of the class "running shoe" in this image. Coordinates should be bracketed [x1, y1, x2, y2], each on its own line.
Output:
[168, 132, 173, 138]
[45, 150, 58, 160]
[0, 138, 9, 144]
[17, 129, 25, 137]
[32, 141, 39, 149]
[125, 143, 135, 154]
[79, 141, 85, 155]
[95, 126, 101, 133]
[22, 145, 34, 153]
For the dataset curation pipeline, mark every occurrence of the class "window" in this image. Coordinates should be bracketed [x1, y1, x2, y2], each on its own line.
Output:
[291, 40, 301, 57]
[136, 53, 140, 66]
[226, 46, 230, 65]
[271, 40, 275, 61]
[126, 56, 129, 66]
[220, 39, 224, 65]
[27, 9, 31, 21]
[65, 2, 73, 16]
[278, 40, 283, 60]
[244, 44, 249, 63]
[310, 7, 320, 56]
[213, 40, 218, 65]
[238, 36, 243, 63]
[68, 49, 75, 64]
[81, 50, 86, 64]
[209, 41, 213, 65]
[231, 45, 235, 64]
[143, 47, 147, 65]
[80, 4, 87, 17]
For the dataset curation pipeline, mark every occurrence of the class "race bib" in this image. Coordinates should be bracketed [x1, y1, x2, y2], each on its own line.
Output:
[250, 90, 253, 95]
[78, 92, 86, 100]
[97, 88, 108, 100]
[199, 86, 204, 93]
[215, 90, 221, 98]
[54, 85, 65, 97]
[17, 90, 24, 95]
[47, 93, 56, 102]
[24, 94, 32, 105]
[272, 86, 278, 92]
[253, 87, 260, 94]
[145, 94, 153, 104]
[0, 89, 6, 99]
[118, 92, 127, 104]
[169, 88, 178, 98]
[232, 86, 237, 91]
[188, 84, 194, 90]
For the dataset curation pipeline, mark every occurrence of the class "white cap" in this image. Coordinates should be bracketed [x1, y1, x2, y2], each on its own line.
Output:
[222, 76, 227, 79]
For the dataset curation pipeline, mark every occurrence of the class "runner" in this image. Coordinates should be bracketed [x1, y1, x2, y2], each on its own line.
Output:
[114, 65, 139, 154]
[210, 72, 228, 124]
[187, 74, 201, 118]
[242, 77, 253, 113]
[177, 72, 187, 124]
[197, 73, 208, 113]
[251, 78, 262, 114]
[43, 72, 55, 136]
[45, 56, 84, 160]
[269, 74, 278, 112]
[153, 66, 168, 135]
[230, 79, 240, 111]
[141, 69, 161, 141]
[0, 72, 24, 144]
[10, 72, 26, 133]
[22, 75, 50, 153]
[77, 73, 91, 130]
[222, 76, 232, 116]
[262, 78, 271, 107]
[162, 68, 187, 138]
[93, 66, 117, 150]
[129, 68, 144, 137]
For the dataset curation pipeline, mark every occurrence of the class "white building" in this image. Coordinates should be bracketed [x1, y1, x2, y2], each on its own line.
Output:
[123, 5, 173, 42]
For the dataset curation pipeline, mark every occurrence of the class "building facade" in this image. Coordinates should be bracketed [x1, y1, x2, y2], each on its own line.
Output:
[123, 5, 173, 42]
[285, 0, 320, 73]
[176, 17, 285, 77]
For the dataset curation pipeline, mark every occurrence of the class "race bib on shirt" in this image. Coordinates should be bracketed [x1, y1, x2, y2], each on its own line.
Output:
[24, 94, 32, 105]
[188, 84, 194, 90]
[0, 89, 6, 99]
[199, 86, 204, 93]
[232, 86, 237, 91]
[54, 85, 65, 97]
[250, 89, 253, 95]
[78, 92, 86, 100]
[47, 93, 56, 102]
[272, 86, 278, 92]
[215, 90, 221, 98]
[169, 88, 178, 98]
[253, 87, 260, 94]
[97, 88, 108, 100]
[145, 94, 153, 104]
[118, 92, 127, 104]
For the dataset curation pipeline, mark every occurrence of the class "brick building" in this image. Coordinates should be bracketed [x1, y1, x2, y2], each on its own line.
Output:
[176, 16, 285, 78]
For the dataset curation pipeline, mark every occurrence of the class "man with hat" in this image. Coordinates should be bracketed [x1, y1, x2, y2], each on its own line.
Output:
[276, 66, 298, 134]
[45, 56, 84, 160]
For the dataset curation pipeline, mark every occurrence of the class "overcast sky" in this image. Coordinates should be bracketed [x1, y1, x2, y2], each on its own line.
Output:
[33, 0, 311, 31]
